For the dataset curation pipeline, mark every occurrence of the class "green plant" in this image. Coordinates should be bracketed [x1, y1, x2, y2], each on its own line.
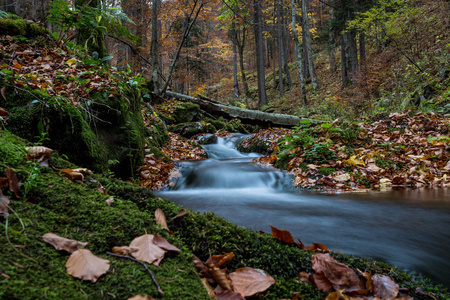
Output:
[305, 142, 337, 164]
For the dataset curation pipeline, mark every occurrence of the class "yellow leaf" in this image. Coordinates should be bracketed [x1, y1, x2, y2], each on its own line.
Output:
[345, 155, 365, 167]
[66, 58, 77, 66]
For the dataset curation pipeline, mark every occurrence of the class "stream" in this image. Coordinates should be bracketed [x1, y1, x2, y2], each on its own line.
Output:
[155, 133, 450, 288]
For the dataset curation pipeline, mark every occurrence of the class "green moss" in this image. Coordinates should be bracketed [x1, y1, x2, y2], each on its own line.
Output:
[0, 17, 48, 37]
[173, 103, 200, 123]
[318, 167, 336, 176]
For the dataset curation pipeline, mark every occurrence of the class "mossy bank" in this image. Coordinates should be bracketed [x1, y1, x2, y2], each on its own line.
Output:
[1, 131, 449, 299]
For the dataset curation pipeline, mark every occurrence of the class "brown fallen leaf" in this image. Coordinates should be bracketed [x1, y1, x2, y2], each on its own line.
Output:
[97, 183, 107, 195]
[200, 277, 216, 298]
[129, 233, 166, 266]
[270, 225, 295, 244]
[0, 189, 10, 216]
[171, 208, 187, 220]
[25, 146, 53, 161]
[229, 267, 275, 297]
[59, 168, 84, 181]
[216, 290, 245, 300]
[0, 87, 6, 101]
[127, 295, 155, 300]
[206, 253, 235, 268]
[207, 263, 233, 291]
[155, 208, 170, 231]
[6, 168, 20, 198]
[112, 246, 138, 255]
[312, 253, 362, 292]
[152, 233, 181, 252]
[0, 177, 8, 188]
[372, 274, 399, 300]
[308, 242, 329, 253]
[298, 271, 312, 284]
[311, 272, 334, 292]
[193, 255, 210, 278]
[65, 249, 110, 282]
[43, 233, 88, 253]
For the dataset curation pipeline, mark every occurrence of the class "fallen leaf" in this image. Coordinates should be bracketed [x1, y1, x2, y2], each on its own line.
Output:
[193, 255, 210, 278]
[152, 233, 181, 252]
[312, 253, 361, 292]
[0, 189, 10, 216]
[207, 263, 233, 291]
[112, 246, 138, 255]
[97, 183, 107, 195]
[270, 225, 295, 244]
[334, 173, 351, 182]
[43, 233, 88, 253]
[308, 243, 329, 253]
[200, 277, 216, 298]
[216, 290, 245, 300]
[0, 177, 7, 188]
[206, 253, 235, 268]
[326, 290, 349, 300]
[129, 233, 166, 266]
[66, 58, 77, 66]
[0, 87, 6, 101]
[372, 274, 399, 300]
[229, 267, 275, 297]
[298, 271, 312, 284]
[66, 249, 110, 282]
[171, 208, 187, 220]
[105, 196, 114, 206]
[155, 208, 170, 231]
[59, 168, 84, 181]
[311, 272, 334, 292]
[25, 146, 53, 166]
[345, 156, 365, 167]
[6, 168, 20, 198]
[127, 295, 155, 300]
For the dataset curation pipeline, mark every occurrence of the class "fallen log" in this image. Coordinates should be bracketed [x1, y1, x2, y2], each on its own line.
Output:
[164, 90, 322, 128]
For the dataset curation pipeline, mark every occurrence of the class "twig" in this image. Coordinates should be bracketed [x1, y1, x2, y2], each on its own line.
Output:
[106, 252, 163, 294]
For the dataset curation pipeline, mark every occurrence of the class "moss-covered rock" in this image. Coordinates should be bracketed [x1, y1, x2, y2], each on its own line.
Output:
[0, 17, 48, 37]
[169, 122, 217, 138]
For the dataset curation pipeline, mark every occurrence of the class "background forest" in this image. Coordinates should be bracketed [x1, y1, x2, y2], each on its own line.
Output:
[2, 0, 449, 119]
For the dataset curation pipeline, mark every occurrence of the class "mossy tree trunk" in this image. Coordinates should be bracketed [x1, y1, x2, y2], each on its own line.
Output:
[74, 0, 108, 59]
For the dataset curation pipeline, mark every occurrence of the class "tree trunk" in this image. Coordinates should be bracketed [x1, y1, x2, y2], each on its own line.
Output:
[349, 28, 359, 86]
[253, 0, 268, 106]
[302, 0, 318, 90]
[341, 32, 351, 88]
[277, 0, 285, 97]
[231, 19, 240, 98]
[150, 0, 160, 93]
[291, 0, 307, 105]
[359, 32, 366, 80]
[281, 3, 292, 89]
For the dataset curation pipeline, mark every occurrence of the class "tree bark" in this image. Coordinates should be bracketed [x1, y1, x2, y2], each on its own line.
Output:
[231, 18, 240, 98]
[165, 91, 322, 127]
[281, 3, 292, 89]
[291, 0, 307, 105]
[277, 0, 285, 97]
[253, 0, 268, 106]
[302, 0, 318, 90]
[150, 0, 160, 93]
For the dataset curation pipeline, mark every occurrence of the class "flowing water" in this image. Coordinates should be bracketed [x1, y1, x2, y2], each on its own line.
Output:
[156, 134, 450, 288]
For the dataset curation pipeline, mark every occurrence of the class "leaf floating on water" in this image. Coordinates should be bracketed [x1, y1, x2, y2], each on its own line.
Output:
[155, 208, 170, 232]
[372, 274, 399, 300]
[65, 249, 110, 282]
[229, 267, 275, 297]
[206, 252, 235, 268]
[270, 225, 295, 244]
[43, 233, 88, 253]
[129, 233, 166, 266]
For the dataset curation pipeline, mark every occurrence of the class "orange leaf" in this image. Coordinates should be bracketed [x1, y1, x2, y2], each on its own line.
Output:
[308, 243, 329, 253]
[207, 263, 233, 291]
[229, 267, 275, 297]
[65, 249, 110, 282]
[43, 233, 88, 253]
[270, 225, 294, 244]
[206, 252, 235, 268]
